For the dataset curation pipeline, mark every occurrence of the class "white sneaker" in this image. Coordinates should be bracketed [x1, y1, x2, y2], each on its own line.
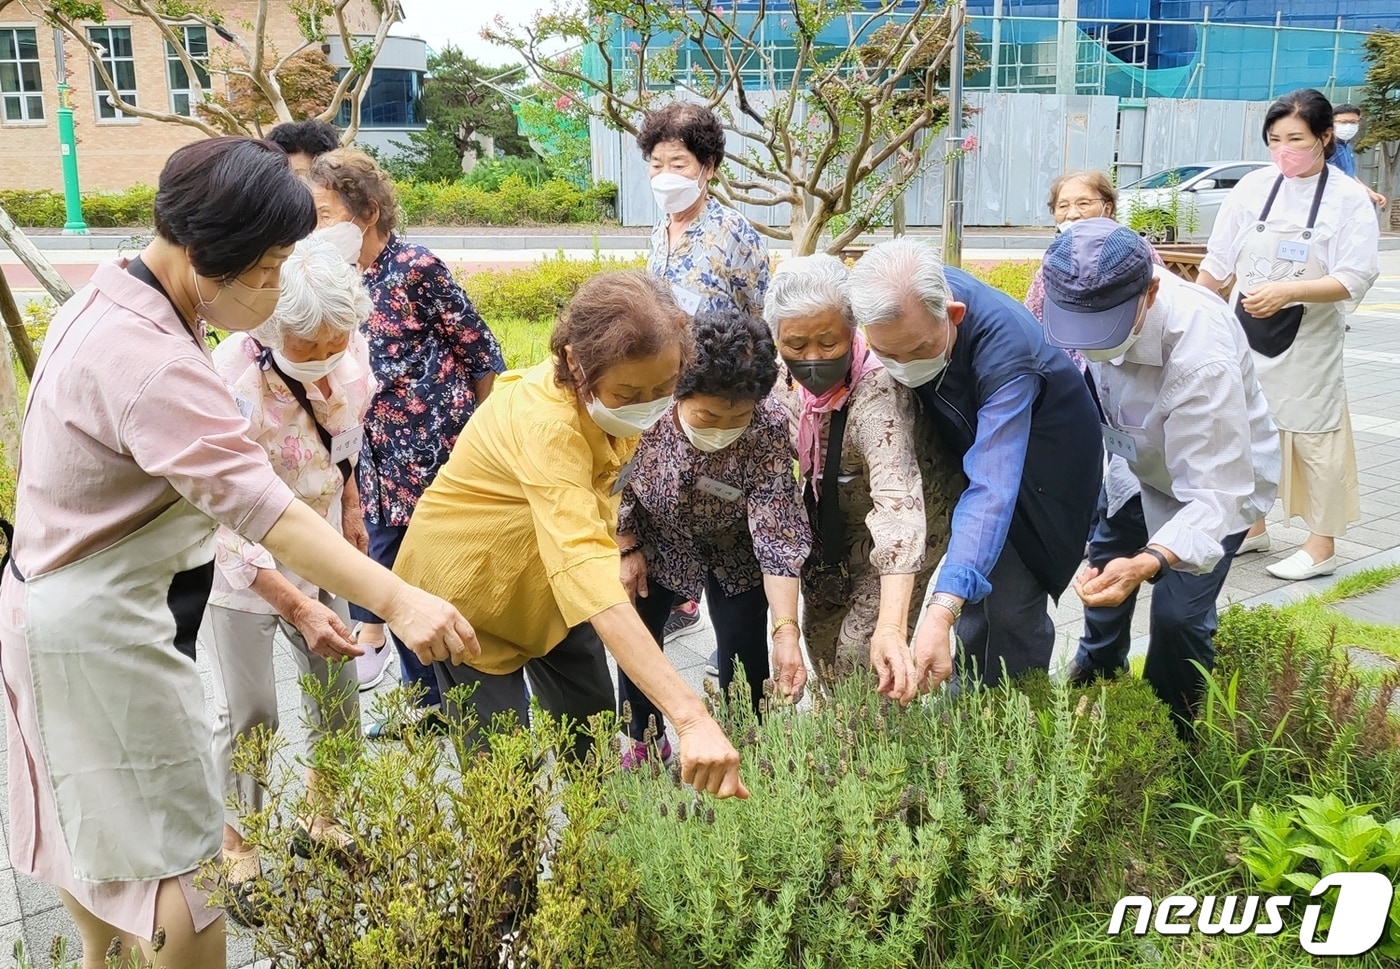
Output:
[1266, 550, 1337, 581]
[1236, 531, 1271, 555]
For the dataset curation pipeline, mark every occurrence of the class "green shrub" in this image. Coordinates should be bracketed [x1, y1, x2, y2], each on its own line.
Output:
[1015, 671, 1185, 896]
[600, 674, 1105, 967]
[464, 157, 554, 192]
[2, 178, 617, 229]
[0, 186, 155, 228]
[216, 684, 639, 969]
[397, 177, 616, 227]
[462, 252, 646, 329]
[1189, 605, 1400, 817]
[488, 316, 554, 371]
[0, 189, 65, 227]
[968, 260, 1037, 303]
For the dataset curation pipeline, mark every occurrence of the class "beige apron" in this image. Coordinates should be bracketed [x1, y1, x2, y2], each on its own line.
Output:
[1228, 172, 1344, 434]
[10, 272, 222, 882]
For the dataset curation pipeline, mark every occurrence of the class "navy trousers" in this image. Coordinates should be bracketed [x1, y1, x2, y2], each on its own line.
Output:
[348, 519, 442, 709]
[1072, 491, 1244, 726]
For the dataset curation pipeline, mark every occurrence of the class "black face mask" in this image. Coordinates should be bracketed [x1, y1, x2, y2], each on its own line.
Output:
[786, 349, 853, 396]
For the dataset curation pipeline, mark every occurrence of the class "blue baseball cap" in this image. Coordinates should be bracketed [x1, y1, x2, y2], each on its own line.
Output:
[1041, 218, 1155, 351]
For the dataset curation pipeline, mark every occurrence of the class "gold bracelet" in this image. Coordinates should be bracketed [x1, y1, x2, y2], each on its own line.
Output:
[770, 617, 799, 638]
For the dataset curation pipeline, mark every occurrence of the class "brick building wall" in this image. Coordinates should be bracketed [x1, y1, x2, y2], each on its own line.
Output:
[0, 2, 382, 192]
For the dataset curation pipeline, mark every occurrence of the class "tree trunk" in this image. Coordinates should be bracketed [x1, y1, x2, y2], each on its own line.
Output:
[0, 324, 21, 461]
[0, 206, 74, 305]
[0, 267, 38, 379]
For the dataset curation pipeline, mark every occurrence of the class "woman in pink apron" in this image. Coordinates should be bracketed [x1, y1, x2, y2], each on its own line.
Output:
[0, 138, 477, 968]
[1198, 89, 1380, 581]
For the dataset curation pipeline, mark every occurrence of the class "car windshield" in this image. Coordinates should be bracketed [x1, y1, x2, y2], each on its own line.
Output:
[1124, 166, 1211, 190]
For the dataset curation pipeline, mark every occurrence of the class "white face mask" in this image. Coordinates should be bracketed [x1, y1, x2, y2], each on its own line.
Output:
[1335, 122, 1360, 142]
[273, 347, 346, 383]
[870, 316, 953, 389]
[651, 172, 703, 214]
[316, 221, 366, 264]
[586, 395, 673, 437]
[1082, 326, 1144, 364]
[679, 413, 748, 452]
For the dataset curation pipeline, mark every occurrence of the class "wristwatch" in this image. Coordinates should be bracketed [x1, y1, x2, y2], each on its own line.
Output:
[1138, 547, 1171, 584]
[928, 592, 962, 622]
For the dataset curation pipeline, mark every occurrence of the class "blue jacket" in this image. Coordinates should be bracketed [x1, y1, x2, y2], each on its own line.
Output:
[1332, 140, 1357, 178]
[913, 267, 1103, 599]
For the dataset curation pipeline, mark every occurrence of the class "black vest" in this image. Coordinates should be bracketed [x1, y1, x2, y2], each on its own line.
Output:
[913, 267, 1103, 599]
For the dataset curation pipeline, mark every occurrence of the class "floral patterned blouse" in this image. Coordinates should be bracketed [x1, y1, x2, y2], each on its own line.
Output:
[648, 196, 769, 317]
[359, 233, 505, 526]
[618, 397, 811, 602]
[209, 331, 375, 614]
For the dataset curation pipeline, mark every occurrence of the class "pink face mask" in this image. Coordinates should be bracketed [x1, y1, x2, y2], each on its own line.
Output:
[1271, 141, 1321, 179]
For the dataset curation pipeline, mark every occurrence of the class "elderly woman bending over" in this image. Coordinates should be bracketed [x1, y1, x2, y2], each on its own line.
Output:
[766, 255, 962, 701]
[205, 235, 376, 926]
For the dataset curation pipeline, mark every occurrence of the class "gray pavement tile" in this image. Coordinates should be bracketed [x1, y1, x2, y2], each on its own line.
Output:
[1332, 582, 1400, 626]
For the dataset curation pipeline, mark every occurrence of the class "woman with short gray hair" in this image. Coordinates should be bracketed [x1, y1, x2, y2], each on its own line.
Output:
[766, 255, 962, 699]
[205, 234, 377, 926]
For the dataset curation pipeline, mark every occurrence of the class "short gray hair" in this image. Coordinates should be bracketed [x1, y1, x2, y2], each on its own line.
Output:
[254, 235, 372, 348]
[762, 254, 855, 339]
[848, 238, 950, 328]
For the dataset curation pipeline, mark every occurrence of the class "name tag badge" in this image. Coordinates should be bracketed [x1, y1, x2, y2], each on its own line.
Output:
[1102, 424, 1139, 463]
[671, 284, 704, 316]
[329, 424, 364, 464]
[1277, 240, 1310, 263]
[611, 458, 637, 496]
[696, 476, 742, 502]
[234, 394, 256, 420]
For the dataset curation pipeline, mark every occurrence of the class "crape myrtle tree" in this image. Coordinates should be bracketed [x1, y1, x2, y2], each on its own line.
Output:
[486, 0, 978, 255]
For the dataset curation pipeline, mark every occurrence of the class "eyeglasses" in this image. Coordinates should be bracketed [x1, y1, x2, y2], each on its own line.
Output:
[1054, 197, 1110, 215]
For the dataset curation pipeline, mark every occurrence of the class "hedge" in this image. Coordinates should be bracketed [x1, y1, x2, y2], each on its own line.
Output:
[0, 176, 616, 230]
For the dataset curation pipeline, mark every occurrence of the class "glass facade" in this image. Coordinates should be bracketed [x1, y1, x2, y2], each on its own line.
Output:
[595, 0, 1398, 102]
[335, 67, 424, 127]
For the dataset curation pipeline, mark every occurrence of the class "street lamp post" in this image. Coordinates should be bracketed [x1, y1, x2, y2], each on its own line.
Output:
[53, 29, 88, 235]
[942, 0, 967, 269]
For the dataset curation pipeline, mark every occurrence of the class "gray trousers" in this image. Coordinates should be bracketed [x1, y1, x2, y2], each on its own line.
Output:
[955, 541, 1057, 687]
[434, 623, 616, 762]
[206, 594, 360, 834]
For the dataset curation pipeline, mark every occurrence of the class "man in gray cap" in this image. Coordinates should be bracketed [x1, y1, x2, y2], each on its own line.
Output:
[1041, 218, 1280, 728]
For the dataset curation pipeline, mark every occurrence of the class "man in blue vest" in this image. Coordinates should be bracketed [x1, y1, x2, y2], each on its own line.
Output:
[850, 238, 1102, 691]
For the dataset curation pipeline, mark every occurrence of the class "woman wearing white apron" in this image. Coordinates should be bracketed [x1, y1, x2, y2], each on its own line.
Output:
[1198, 89, 1380, 581]
[0, 138, 477, 969]
[205, 234, 378, 927]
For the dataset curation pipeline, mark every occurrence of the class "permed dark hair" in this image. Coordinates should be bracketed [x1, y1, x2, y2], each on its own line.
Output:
[636, 102, 726, 171]
[153, 137, 316, 281]
[266, 118, 342, 158]
[676, 310, 778, 404]
[550, 270, 694, 397]
[1264, 88, 1337, 160]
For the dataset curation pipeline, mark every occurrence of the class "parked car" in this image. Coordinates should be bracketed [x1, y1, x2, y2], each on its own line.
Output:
[1118, 161, 1270, 243]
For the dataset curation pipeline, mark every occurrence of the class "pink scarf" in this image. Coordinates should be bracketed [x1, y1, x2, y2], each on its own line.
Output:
[796, 330, 883, 496]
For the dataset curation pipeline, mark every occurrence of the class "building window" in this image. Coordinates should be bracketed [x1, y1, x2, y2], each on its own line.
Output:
[87, 25, 137, 120]
[0, 27, 44, 123]
[166, 25, 210, 116]
[335, 68, 424, 128]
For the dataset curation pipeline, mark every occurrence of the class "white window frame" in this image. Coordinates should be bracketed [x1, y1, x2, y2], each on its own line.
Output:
[0, 25, 46, 125]
[165, 24, 209, 117]
[87, 24, 139, 123]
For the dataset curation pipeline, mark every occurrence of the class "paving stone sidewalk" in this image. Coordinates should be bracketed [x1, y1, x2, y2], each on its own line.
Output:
[3, 256, 1399, 968]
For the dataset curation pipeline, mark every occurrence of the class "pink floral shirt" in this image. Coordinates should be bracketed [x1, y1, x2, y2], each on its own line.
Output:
[208, 331, 375, 614]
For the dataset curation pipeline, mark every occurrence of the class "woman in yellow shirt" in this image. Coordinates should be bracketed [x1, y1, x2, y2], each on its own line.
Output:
[394, 270, 747, 798]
